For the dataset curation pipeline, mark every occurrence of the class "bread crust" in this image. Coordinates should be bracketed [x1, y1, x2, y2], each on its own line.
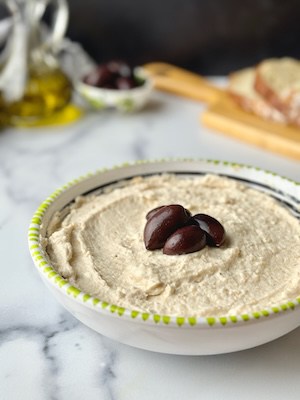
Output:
[228, 69, 287, 124]
[254, 60, 300, 126]
[228, 90, 254, 113]
[254, 71, 289, 114]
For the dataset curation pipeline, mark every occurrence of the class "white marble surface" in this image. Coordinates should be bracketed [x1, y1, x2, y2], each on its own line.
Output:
[1, 88, 300, 400]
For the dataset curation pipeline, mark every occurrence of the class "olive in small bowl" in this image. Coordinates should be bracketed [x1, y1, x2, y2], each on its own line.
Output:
[76, 61, 153, 112]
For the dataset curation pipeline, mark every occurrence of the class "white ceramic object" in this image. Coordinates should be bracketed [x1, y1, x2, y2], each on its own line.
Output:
[75, 68, 153, 112]
[28, 159, 300, 355]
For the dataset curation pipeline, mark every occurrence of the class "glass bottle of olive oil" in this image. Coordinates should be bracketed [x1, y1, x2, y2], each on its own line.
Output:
[0, 0, 79, 127]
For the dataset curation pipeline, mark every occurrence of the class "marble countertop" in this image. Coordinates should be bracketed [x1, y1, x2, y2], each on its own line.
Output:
[1, 89, 300, 400]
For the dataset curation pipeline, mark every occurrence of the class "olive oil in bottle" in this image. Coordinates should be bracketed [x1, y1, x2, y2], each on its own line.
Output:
[0, 0, 82, 127]
[0, 64, 78, 127]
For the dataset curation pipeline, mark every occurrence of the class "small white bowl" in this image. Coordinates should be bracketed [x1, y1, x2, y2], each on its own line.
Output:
[75, 68, 153, 112]
[28, 159, 300, 355]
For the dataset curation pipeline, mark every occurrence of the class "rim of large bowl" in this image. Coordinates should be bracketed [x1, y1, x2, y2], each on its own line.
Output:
[28, 158, 300, 328]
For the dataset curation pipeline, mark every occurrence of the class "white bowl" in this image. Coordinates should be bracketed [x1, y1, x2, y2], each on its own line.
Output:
[28, 159, 300, 355]
[75, 68, 153, 112]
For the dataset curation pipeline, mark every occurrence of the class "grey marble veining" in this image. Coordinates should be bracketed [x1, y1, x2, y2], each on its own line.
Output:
[1, 88, 300, 400]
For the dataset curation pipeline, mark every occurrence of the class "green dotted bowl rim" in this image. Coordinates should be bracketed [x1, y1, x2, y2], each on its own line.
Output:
[28, 158, 300, 328]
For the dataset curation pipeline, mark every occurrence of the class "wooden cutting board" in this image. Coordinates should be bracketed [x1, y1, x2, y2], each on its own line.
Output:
[143, 62, 300, 160]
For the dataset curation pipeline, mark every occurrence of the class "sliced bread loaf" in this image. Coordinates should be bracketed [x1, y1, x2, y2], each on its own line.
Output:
[228, 67, 287, 123]
[254, 57, 300, 124]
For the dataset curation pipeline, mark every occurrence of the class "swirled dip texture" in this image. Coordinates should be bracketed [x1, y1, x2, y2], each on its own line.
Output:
[44, 174, 300, 317]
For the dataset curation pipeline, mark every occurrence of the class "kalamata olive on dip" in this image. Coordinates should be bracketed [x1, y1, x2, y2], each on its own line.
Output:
[163, 225, 207, 255]
[146, 205, 191, 221]
[146, 206, 166, 220]
[191, 214, 225, 247]
[144, 204, 226, 255]
[144, 205, 191, 250]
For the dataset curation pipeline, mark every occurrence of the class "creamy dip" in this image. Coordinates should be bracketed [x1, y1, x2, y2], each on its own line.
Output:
[43, 174, 300, 317]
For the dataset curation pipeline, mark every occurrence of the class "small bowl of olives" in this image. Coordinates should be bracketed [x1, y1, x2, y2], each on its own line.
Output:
[76, 60, 153, 112]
